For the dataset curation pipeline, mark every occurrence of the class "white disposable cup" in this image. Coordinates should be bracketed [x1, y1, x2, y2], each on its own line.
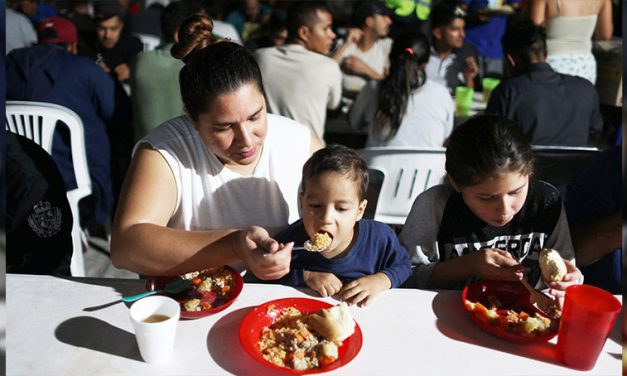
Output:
[129, 295, 180, 364]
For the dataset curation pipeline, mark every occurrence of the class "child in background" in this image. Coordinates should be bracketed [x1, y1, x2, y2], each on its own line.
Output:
[269, 144, 411, 307]
[400, 115, 581, 302]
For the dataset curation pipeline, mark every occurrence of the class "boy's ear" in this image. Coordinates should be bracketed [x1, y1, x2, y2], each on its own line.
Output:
[432, 27, 442, 41]
[298, 191, 305, 212]
[297, 25, 310, 43]
[447, 175, 461, 192]
[356, 199, 368, 220]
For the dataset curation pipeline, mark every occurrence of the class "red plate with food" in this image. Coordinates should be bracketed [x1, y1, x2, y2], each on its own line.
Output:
[146, 265, 243, 319]
[462, 280, 559, 343]
[239, 298, 363, 374]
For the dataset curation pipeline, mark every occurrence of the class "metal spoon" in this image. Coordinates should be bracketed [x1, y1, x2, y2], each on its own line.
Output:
[121, 279, 191, 303]
[519, 278, 560, 319]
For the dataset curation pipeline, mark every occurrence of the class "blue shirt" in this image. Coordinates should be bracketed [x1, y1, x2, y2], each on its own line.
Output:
[462, 0, 519, 59]
[272, 219, 412, 288]
[7, 44, 115, 225]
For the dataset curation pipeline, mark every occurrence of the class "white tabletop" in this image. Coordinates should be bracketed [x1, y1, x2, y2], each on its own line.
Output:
[6, 274, 622, 375]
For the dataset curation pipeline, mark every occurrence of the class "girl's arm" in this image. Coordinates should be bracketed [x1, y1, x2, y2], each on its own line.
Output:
[110, 145, 292, 278]
[529, 0, 547, 26]
[593, 0, 613, 40]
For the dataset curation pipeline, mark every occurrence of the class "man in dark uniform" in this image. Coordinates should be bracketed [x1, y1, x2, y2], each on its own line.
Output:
[7, 133, 73, 276]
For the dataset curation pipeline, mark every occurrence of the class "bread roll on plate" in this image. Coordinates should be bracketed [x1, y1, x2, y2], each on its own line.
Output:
[308, 302, 355, 342]
[539, 248, 567, 281]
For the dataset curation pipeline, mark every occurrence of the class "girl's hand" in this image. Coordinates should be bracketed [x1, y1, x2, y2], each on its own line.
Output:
[304, 271, 343, 297]
[233, 226, 292, 280]
[545, 259, 582, 309]
[336, 273, 391, 307]
[472, 248, 525, 281]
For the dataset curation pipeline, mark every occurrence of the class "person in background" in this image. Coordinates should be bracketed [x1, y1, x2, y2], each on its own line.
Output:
[425, 2, 479, 93]
[130, 0, 205, 140]
[400, 115, 582, 306]
[461, 0, 519, 79]
[265, 145, 411, 307]
[206, 0, 243, 44]
[6, 16, 115, 233]
[349, 30, 454, 147]
[486, 19, 603, 146]
[529, 0, 613, 84]
[254, 1, 341, 142]
[6, 0, 37, 54]
[564, 146, 621, 294]
[129, 1, 164, 39]
[225, 0, 272, 41]
[332, 0, 393, 98]
[7, 133, 73, 276]
[92, 0, 142, 83]
[111, 13, 323, 278]
[17, 0, 56, 26]
[244, 9, 287, 51]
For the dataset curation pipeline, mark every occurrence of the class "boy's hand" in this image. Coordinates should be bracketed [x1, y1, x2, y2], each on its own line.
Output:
[471, 248, 524, 281]
[336, 273, 391, 307]
[303, 270, 343, 297]
[545, 259, 582, 309]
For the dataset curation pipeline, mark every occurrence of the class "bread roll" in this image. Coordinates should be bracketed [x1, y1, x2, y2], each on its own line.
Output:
[539, 248, 567, 281]
[308, 302, 355, 342]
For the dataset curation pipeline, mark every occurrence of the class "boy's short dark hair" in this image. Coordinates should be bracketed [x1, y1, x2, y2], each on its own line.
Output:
[286, 1, 331, 40]
[502, 18, 547, 64]
[430, 2, 466, 30]
[301, 144, 369, 201]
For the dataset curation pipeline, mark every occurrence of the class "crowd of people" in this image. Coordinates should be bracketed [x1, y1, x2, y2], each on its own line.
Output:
[5, 0, 622, 300]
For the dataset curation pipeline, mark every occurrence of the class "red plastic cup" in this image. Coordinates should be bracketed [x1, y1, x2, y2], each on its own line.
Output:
[556, 285, 622, 370]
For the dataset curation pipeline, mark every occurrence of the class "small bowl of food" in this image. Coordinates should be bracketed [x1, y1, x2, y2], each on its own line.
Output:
[146, 265, 243, 319]
[239, 298, 362, 374]
[462, 280, 559, 343]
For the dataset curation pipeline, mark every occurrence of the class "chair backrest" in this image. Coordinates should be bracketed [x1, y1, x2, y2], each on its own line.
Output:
[359, 147, 447, 225]
[5, 100, 91, 276]
[134, 33, 161, 51]
[531, 145, 601, 193]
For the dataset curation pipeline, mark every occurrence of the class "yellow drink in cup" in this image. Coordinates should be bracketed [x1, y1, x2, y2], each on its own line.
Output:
[482, 78, 500, 103]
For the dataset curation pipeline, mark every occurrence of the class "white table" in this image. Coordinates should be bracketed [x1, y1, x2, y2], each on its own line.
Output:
[6, 274, 622, 375]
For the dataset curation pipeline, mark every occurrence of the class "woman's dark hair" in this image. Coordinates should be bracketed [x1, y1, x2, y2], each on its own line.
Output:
[171, 14, 265, 121]
[446, 115, 535, 187]
[301, 144, 369, 201]
[373, 30, 430, 142]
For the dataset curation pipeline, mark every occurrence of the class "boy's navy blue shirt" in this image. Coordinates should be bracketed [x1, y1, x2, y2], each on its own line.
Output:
[272, 219, 412, 288]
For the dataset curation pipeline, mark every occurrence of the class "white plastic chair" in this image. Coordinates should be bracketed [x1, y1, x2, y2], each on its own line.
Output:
[134, 33, 161, 51]
[6, 100, 91, 276]
[359, 147, 447, 225]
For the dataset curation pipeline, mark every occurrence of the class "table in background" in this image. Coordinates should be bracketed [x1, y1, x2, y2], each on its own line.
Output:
[6, 274, 622, 375]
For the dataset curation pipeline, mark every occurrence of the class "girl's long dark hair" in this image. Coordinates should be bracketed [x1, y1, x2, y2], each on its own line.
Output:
[373, 30, 430, 141]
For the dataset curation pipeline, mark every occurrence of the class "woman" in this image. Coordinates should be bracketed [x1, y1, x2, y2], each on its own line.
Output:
[530, 0, 613, 84]
[111, 14, 322, 278]
[349, 30, 454, 148]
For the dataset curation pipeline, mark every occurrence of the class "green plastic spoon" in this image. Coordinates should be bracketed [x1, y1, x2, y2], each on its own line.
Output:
[121, 279, 191, 303]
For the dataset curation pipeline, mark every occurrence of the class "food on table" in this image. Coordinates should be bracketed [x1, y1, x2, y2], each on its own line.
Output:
[308, 302, 355, 342]
[258, 303, 354, 370]
[539, 248, 567, 282]
[177, 267, 235, 312]
[464, 298, 556, 337]
[304, 232, 332, 252]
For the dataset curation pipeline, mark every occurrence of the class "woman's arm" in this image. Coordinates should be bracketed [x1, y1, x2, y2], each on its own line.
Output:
[529, 0, 547, 25]
[593, 0, 613, 40]
[110, 145, 292, 277]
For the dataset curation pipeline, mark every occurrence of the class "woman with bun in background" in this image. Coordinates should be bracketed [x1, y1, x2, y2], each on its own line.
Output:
[111, 14, 322, 279]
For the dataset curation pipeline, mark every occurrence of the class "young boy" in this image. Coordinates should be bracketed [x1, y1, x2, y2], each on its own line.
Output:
[269, 144, 411, 307]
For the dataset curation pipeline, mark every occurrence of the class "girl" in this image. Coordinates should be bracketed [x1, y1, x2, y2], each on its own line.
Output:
[111, 14, 322, 278]
[349, 30, 454, 148]
[400, 115, 581, 302]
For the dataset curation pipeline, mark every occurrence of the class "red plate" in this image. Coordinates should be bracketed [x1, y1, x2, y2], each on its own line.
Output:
[239, 298, 363, 374]
[146, 265, 243, 319]
[462, 280, 558, 343]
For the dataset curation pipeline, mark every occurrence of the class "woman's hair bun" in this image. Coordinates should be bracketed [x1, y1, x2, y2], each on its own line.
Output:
[171, 13, 216, 63]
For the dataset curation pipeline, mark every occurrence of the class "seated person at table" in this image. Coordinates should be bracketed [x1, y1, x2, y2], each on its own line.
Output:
[110, 13, 323, 279]
[263, 145, 411, 307]
[349, 30, 454, 147]
[399, 115, 582, 302]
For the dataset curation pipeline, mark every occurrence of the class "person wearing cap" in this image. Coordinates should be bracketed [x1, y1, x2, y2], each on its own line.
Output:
[332, 0, 393, 98]
[6, 16, 116, 232]
[424, 2, 479, 93]
[92, 0, 142, 83]
[254, 1, 342, 142]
